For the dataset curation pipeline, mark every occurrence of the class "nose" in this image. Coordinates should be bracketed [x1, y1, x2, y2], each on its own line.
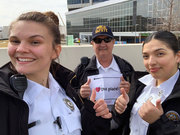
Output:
[148, 56, 156, 66]
[16, 41, 29, 53]
[100, 40, 107, 45]
[101, 40, 106, 43]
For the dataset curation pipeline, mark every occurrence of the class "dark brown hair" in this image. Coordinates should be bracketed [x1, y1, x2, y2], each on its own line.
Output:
[43, 11, 59, 26]
[143, 31, 179, 54]
[9, 11, 61, 46]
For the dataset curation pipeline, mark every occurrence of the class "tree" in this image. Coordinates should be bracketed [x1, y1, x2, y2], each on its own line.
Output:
[147, 0, 180, 31]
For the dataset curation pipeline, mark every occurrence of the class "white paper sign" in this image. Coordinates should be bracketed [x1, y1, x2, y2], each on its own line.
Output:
[88, 73, 122, 105]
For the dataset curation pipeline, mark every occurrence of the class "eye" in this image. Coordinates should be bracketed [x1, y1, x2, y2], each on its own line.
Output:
[157, 52, 164, 56]
[31, 41, 40, 45]
[142, 54, 149, 59]
[9, 39, 20, 45]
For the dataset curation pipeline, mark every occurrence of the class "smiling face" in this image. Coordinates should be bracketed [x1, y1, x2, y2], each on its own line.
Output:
[142, 39, 180, 85]
[91, 35, 115, 59]
[8, 21, 61, 80]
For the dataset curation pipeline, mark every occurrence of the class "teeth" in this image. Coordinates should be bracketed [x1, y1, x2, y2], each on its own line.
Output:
[18, 58, 33, 62]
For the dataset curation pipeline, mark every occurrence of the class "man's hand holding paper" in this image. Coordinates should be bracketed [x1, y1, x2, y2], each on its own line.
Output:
[80, 79, 91, 98]
[88, 73, 122, 105]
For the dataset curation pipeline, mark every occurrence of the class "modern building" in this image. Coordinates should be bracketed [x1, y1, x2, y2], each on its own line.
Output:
[0, 26, 9, 40]
[67, 0, 108, 11]
[66, 0, 180, 43]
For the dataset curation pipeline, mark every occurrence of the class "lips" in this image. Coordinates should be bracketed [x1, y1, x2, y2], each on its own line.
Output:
[150, 67, 160, 72]
[99, 47, 107, 50]
[17, 58, 34, 62]
[16, 57, 35, 63]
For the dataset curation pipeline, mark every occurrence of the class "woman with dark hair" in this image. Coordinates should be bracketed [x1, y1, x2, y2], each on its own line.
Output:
[0, 11, 111, 135]
[113, 31, 180, 135]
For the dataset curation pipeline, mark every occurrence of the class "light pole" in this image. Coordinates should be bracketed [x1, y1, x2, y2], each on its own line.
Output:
[134, 24, 138, 43]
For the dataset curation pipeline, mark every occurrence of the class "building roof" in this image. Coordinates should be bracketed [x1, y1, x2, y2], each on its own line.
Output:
[66, 0, 130, 15]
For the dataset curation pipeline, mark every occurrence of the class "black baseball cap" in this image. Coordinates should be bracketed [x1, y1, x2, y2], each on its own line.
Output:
[92, 25, 114, 40]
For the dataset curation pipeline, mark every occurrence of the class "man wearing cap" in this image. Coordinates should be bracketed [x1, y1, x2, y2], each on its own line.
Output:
[73, 25, 134, 134]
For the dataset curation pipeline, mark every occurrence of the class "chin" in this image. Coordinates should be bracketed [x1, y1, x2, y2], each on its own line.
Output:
[16, 68, 28, 75]
[151, 74, 160, 80]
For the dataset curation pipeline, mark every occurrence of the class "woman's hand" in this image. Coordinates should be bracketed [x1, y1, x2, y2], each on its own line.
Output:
[138, 99, 164, 124]
[115, 88, 129, 114]
[90, 89, 112, 119]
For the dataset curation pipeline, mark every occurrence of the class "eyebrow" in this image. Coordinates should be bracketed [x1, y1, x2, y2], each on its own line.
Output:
[29, 35, 45, 39]
[143, 48, 167, 54]
[9, 36, 17, 39]
[9, 35, 45, 39]
[154, 48, 167, 52]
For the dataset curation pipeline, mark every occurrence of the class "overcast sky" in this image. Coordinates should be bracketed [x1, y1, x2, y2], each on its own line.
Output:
[0, 0, 68, 27]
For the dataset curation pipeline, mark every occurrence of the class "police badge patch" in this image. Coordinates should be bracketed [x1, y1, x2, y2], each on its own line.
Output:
[165, 111, 180, 121]
[63, 98, 74, 111]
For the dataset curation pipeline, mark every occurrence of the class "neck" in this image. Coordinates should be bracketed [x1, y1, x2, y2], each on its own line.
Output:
[97, 55, 113, 68]
[26, 72, 49, 88]
[156, 68, 178, 86]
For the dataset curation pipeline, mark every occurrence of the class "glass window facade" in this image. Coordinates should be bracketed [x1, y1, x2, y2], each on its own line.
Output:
[93, 0, 108, 2]
[82, 0, 89, 3]
[68, 0, 81, 4]
[66, 0, 180, 38]
[67, 1, 135, 37]
[68, 0, 107, 4]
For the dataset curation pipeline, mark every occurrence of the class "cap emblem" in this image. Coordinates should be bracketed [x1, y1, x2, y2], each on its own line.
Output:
[95, 25, 108, 34]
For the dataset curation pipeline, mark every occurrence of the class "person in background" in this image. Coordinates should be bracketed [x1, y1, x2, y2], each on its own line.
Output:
[0, 11, 111, 135]
[113, 31, 180, 135]
[77, 38, 81, 45]
[73, 25, 134, 135]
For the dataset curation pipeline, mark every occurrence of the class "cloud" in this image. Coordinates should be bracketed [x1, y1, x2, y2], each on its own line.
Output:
[0, 0, 67, 26]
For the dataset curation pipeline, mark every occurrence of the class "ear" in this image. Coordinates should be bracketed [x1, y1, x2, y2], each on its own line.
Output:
[52, 44, 61, 59]
[91, 41, 94, 46]
[112, 38, 115, 44]
[175, 51, 180, 63]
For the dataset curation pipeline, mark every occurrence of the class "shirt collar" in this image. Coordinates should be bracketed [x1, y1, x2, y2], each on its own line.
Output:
[158, 70, 179, 97]
[96, 56, 120, 72]
[139, 74, 155, 86]
[139, 70, 179, 97]
[48, 73, 66, 95]
[23, 72, 62, 105]
[48, 73, 61, 93]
